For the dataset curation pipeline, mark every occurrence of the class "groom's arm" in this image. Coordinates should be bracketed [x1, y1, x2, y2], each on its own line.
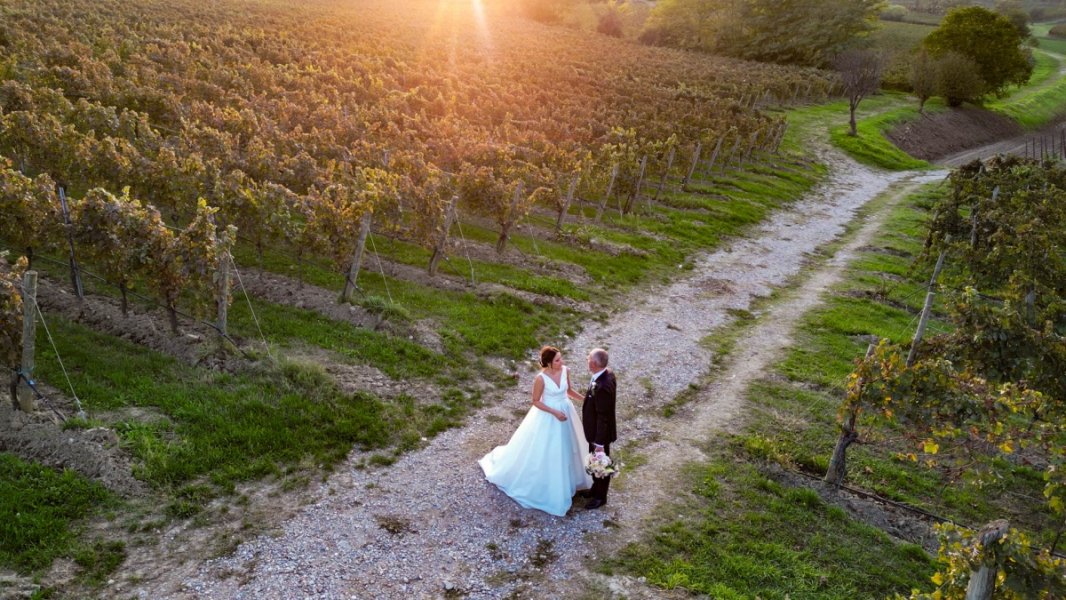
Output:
[592, 375, 616, 446]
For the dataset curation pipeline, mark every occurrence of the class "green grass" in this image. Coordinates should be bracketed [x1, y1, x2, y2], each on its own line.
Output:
[232, 244, 581, 360]
[227, 297, 445, 379]
[783, 95, 930, 171]
[607, 453, 935, 598]
[829, 104, 933, 171]
[988, 49, 1066, 128]
[32, 316, 475, 492]
[0, 453, 114, 573]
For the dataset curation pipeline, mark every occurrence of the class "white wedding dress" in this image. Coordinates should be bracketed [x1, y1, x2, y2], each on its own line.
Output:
[479, 366, 593, 516]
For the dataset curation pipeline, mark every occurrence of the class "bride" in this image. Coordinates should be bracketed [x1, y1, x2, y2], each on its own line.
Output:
[479, 346, 593, 516]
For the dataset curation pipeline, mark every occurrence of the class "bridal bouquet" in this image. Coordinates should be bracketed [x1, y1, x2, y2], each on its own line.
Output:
[585, 452, 622, 479]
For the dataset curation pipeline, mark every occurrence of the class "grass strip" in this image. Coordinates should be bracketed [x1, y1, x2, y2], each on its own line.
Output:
[32, 316, 474, 492]
[606, 452, 934, 598]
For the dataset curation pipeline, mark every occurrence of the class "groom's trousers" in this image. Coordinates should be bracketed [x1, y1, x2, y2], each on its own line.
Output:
[589, 443, 611, 502]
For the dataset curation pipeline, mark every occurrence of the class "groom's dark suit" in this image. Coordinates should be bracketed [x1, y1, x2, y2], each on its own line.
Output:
[583, 369, 616, 503]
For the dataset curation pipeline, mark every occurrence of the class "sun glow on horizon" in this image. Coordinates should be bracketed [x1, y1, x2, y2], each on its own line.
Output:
[424, 0, 494, 71]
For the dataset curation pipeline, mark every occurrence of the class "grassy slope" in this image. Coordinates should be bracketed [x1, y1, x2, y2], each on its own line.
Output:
[833, 23, 1066, 170]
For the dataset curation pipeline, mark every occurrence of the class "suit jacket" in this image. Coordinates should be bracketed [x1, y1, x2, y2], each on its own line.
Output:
[582, 369, 616, 447]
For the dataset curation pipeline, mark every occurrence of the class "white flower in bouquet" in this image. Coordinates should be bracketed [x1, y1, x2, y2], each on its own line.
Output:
[584, 452, 622, 478]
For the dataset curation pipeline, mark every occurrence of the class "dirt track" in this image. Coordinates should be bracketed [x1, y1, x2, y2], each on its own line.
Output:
[155, 137, 948, 599]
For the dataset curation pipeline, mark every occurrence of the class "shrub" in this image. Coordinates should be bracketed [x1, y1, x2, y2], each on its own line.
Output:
[881, 4, 907, 21]
[1050, 24, 1066, 38]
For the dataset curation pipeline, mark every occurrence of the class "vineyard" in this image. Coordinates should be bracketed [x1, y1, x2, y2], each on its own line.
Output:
[0, 0, 838, 593]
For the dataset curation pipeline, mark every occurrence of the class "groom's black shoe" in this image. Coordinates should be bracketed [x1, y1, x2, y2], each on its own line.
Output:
[585, 498, 606, 510]
[576, 490, 593, 498]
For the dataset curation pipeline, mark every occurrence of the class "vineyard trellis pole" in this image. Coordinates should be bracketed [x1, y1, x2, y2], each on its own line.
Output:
[341, 212, 372, 303]
[623, 154, 647, 215]
[16, 270, 37, 412]
[773, 121, 789, 153]
[216, 240, 231, 339]
[595, 163, 619, 222]
[56, 186, 84, 301]
[652, 146, 675, 203]
[556, 173, 579, 231]
[428, 195, 459, 276]
[739, 131, 759, 169]
[723, 135, 741, 172]
[966, 520, 1009, 600]
[704, 136, 725, 179]
[681, 142, 702, 190]
[907, 248, 947, 367]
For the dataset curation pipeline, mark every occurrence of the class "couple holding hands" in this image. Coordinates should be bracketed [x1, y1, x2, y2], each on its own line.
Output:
[479, 346, 617, 517]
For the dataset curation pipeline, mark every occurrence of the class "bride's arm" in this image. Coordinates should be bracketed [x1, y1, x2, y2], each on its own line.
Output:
[531, 375, 567, 421]
[566, 377, 583, 403]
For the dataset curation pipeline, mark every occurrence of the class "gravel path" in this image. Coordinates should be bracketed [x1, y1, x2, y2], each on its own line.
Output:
[169, 147, 944, 599]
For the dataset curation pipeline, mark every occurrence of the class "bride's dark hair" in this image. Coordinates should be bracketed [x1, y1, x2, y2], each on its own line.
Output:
[539, 346, 560, 368]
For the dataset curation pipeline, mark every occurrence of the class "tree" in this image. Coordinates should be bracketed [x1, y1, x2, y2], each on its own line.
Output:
[994, 0, 1031, 39]
[834, 48, 885, 136]
[935, 51, 986, 107]
[910, 50, 938, 113]
[923, 6, 1032, 98]
[642, 0, 882, 67]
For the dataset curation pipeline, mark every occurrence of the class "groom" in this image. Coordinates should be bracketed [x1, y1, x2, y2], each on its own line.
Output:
[570, 347, 616, 510]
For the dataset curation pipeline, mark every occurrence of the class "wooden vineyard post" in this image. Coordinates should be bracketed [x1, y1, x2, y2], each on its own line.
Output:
[595, 163, 619, 222]
[428, 195, 459, 276]
[556, 173, 579, 231]
[57, 186, 84, 301]
[16, 271, 37, 412]
[704, 136, 725, 178]
[772, 122, 788, 153]
[623, 155, 647, 215]
[681, 142, 702, 190]
[216, 249, 231, 340]
[496, 182, 524, 253]
[341, 212, 373, 303]
[965, 520, 1009, 600]
[652, 146, 675, 203]
[739, 131, 759, 169]
[723, 136, 741, 172]
[907, 249, 946, 367]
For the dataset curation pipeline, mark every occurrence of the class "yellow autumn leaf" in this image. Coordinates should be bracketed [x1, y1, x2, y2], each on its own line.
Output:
[923, 440, 939, 454]
[998, 440, 1014, 454]
[931, 572, 944, 586]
